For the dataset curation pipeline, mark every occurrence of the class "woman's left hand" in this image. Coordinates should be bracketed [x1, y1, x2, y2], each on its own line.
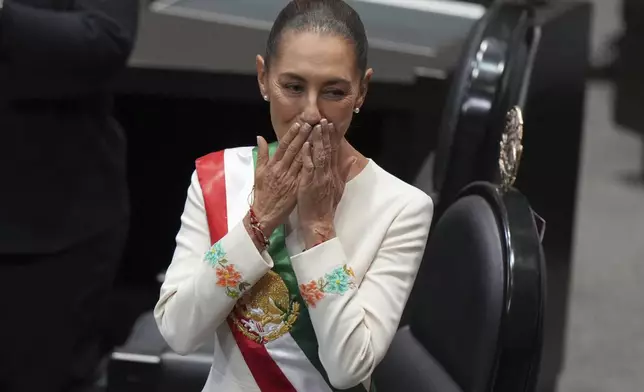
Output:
[298, 119, 355, 249]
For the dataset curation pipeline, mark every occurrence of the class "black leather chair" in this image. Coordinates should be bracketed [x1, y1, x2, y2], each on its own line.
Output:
[374, 177, 546, 392]
[418, 0, 541, 219]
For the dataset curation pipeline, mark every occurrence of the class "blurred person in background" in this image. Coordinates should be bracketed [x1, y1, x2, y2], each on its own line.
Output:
[604, 0, 644, 179]
[0, 1, 138, 391]
[592, 0, 644, 81]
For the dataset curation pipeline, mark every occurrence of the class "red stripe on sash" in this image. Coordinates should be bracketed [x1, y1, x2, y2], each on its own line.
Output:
[195, 150, 296, 392]
[196, 151, 228, 242]
[227, 318, 298, 392]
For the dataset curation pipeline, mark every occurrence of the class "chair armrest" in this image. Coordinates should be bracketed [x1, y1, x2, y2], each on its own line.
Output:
[158, 351, 213, 392]
[373, 326, 463, 392]
[113, 311, 168, 358]
[107, 311, 167, 392]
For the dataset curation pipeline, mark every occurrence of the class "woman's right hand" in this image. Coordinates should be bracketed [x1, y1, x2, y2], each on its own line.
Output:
[251, 122, 312, 236]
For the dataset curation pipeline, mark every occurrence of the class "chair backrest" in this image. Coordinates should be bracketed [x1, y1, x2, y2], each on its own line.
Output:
[407, 182, 545, 392]
[432, 1, 539, 217]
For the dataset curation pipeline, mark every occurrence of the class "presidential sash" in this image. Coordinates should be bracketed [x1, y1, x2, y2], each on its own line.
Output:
[196, 146, 371, 392]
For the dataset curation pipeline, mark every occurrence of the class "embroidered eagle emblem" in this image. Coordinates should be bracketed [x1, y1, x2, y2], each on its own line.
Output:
[229, 271, 300, 344]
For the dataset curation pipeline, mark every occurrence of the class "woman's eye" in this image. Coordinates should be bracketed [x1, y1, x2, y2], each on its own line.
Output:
[325, 89, 346, 98]
[285, 84, 304, 93]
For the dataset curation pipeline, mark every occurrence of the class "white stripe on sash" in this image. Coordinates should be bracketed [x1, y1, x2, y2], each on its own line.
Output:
[223, 147, 256, 227]
[223, 147, 332, 392]
[265, 335, 332, 392]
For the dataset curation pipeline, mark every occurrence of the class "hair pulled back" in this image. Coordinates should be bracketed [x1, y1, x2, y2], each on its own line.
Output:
[265, 0, 369, 75]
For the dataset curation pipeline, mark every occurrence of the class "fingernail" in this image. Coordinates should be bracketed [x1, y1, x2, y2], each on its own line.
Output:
[294, 122, 301, 129]
[302, 123, 311, 131]
[321, 118, 328, 125]
[256, 136, 261, 145]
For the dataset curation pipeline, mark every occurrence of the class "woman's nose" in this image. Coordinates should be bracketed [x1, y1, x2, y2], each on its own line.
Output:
[300, 96, 322, 126]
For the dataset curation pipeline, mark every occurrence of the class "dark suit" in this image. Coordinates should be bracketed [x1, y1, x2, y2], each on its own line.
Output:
[615, 0, 644, 136]
[0, 1, 138, 391]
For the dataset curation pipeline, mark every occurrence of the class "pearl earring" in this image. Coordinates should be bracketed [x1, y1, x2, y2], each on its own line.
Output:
[353, 107, 360, 114]
[263, 95, 269, 102]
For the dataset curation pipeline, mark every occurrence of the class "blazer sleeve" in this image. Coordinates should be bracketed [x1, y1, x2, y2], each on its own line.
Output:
[290, 191, 434, 389]
[154, 171, 274, 355]
[0, 0, 138, 99]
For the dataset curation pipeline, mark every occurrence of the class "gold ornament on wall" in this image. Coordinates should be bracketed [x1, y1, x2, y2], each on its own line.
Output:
[499, 106, 524, 191]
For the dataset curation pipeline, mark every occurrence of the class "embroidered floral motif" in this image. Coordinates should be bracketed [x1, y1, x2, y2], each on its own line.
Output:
[206, 242, 251, 299]
[300, 281, 325, 307]
[216, 265, 242, 288]
[324, 267, 355, 294]
[205, 242, 226, 266]
[299, 265, 356, 308]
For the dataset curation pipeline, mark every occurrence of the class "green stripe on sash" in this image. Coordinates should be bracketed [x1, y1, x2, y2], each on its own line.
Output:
[253, 144, 371, 392]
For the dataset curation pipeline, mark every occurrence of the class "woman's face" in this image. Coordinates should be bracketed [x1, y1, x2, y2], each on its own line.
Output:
[256, 31, 373, 140]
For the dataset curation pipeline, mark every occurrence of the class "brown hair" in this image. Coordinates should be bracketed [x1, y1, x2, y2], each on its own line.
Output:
[265, 0, 369, 75]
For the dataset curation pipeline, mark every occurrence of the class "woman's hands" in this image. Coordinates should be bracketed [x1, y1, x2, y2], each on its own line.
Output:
[248, 119, 353, 250]
[251, 122, 312, 239]
[298, 119, 355, 249]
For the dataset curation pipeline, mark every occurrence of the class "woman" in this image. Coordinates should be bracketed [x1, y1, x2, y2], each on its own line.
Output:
[154, 1, 433, 391]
